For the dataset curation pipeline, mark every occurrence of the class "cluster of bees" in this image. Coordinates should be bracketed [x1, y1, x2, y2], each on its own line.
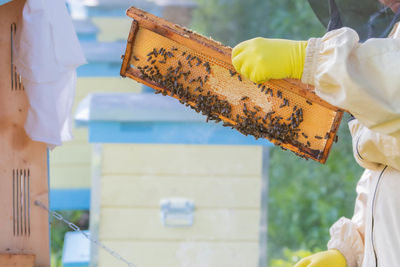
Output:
[133, 46, 333, 159]
[135, 47, 232, 120]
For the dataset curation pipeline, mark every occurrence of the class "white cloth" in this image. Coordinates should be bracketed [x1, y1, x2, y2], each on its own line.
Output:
[302, 23, 400, 267]
[14, 0, 86, 147]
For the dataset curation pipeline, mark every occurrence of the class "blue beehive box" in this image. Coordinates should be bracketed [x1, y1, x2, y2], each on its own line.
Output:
[75, 92, 273, 146]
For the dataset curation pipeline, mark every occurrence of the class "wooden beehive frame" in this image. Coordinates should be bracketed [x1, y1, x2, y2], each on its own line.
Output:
[120, 7, 344, 163]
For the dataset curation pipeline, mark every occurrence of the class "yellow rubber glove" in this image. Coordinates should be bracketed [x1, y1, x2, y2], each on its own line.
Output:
[232, 37, 307, 83]
[294, 249, 347, 267]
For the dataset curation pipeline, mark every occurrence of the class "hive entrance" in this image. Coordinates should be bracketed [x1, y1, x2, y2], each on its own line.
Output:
[121, 7, 343, 163]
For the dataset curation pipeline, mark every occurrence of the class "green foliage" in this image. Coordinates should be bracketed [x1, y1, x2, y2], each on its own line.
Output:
[191, 0, 325, 47]
[268, 116, 363, 261]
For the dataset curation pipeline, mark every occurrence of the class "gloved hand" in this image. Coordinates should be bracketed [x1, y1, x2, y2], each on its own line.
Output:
[294, 249, 347, 267]
[232, 37, 307, 83]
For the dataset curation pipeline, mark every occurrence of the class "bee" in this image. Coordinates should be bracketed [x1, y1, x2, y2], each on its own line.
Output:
[204, 62, 211, 72]
[159, 60, 166, 64]
[277, 90, 282, 99]
[315, 135, 323, 140]
[186, 54, 191, 61]
[306, 100, 313, 105]
[182, 51, 186, 56]
[307, 141, 311, 147]
[334, 135, 339, 143]
[261, 85, 266, 92]
[204, 75, 209, 83]
[241, 96, 249, 101]
[243, 103, 248, 113]
[172, 47, 178, 51]
[238, 75, 242, 82]
[147, 51, 154, 57]
[284, 99, 289, 106]
[153, 48, 158, 57]
[324, 132, 330, 139]
[229, 69, 237, 76]
[151, 59, 156, 64]
[301, 133, 308, 138]
[133, 56, 140, 61]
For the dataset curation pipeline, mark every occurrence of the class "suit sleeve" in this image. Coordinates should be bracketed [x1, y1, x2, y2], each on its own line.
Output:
[327, 170, 371, 267]
[302, 27, 400, 137]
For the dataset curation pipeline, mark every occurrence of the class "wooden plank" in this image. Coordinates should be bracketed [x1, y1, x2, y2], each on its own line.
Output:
[120, 20, 138, 77]
[98, 241, 258, 267]
[99, 208, 259, 241]
[101, 144, 262, 176]
[0, 1, 50, 266]
[101, 175, 261, 208]
[0, 254, 35, 267]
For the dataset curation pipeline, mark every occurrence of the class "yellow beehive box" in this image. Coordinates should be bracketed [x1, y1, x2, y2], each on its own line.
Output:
[90, 144, 263, 267]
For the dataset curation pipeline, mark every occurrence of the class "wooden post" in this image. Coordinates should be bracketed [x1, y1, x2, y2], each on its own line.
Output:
[0, 0, 50, 266]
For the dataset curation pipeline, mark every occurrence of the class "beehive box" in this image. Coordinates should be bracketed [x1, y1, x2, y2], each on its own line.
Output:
[90, 144, 263, 267]
[120, 7, 344, 163]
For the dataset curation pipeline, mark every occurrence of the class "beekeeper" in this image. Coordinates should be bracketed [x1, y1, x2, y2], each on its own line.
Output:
[232, 0, 400, 266]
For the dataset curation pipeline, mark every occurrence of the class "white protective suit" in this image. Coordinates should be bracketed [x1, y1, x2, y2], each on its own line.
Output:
[302, 23, 400, 267]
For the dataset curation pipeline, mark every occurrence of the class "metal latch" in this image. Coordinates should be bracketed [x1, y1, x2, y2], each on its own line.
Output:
[160, 198, 195, 227]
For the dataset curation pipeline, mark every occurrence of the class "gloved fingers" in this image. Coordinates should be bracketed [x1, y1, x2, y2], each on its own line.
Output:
[293, 258, 311, 267]
[232, 39, 251, 58]
[233, 53, 268, 84]
[232, 51, 248, 76]
[249, 62, 268, 84]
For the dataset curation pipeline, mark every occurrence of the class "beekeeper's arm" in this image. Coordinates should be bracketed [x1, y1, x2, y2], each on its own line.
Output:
[232, 27, 400, 138]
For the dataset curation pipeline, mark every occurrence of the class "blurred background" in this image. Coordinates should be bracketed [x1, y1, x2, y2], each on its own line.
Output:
[50, 0, 363, 266]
